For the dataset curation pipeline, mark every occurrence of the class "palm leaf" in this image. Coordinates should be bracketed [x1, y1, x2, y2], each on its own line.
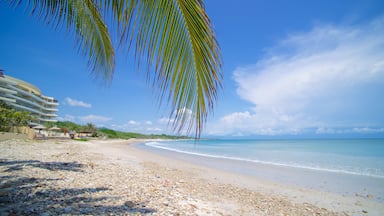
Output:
[8, 0, 115, 82]
[108, 0, 223, 137]
[7, 0, 222, 138]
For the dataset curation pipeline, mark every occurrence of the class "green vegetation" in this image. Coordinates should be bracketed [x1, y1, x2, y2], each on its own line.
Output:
[45, 121, 189, 140]
[0, 102, 184, 140]
[7, 0, 223, 138]
[0, 101, 35, 132]
[98, 128, 189, 140]
[45, 121, 99, 137]
[74, 138, 89, 142]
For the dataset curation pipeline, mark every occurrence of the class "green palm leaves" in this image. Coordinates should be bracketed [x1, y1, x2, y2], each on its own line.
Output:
[7, 0, 222, 138]
[9, 0, 115, 80]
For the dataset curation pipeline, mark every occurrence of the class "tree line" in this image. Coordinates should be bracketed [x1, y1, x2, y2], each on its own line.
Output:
[0, 101, 35, 132]
[1, 101, 188, 139]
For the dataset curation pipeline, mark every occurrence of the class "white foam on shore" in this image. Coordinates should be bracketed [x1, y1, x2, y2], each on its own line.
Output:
[145, 141, 384, 179]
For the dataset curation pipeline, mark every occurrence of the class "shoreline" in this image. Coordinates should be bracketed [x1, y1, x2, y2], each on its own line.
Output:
[137, 141, 384, 202]
[1, 138, 383, 215]
[134, 141, 384, 215]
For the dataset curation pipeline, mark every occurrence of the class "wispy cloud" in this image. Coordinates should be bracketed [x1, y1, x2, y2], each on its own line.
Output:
[65, 97, 92, 108]
[209, 17, 384, 136]
[126, 120, 152, 126]
[57, 114, 75, 122]
[128, 120, 139, 125]
[111, 120, 165, 134]
[78, 114, 112, 123]
[158, 117, 174, 124]
[57, 114, 111, 126]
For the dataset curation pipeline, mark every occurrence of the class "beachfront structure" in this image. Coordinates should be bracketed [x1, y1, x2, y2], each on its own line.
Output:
[0, 72, 58, 124]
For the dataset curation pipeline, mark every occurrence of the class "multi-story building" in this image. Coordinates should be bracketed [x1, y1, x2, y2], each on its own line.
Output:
[0, 72, 58, 124]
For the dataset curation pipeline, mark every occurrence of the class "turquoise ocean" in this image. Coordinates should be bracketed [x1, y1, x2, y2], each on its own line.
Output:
[140, 138, 384, 201]
[144, 139, 384, 178]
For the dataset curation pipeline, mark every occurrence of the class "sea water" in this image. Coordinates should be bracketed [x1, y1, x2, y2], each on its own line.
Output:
[145, 139, 384, 178]
[141, 138, 384, 201]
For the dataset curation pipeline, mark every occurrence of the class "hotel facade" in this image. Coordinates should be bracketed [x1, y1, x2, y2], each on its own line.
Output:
[0, 72, 58, 124]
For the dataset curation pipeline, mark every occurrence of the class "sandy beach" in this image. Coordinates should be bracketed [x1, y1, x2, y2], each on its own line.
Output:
[1, 138, 383, 215]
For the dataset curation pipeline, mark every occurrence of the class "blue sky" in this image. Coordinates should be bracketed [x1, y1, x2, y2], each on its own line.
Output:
[1, 0, 384, 138]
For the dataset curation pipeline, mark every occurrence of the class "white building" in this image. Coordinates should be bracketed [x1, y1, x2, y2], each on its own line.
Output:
[0, 72, 58, 124]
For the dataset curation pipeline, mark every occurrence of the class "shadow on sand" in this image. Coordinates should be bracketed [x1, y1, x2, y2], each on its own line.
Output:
[0, 159, 156, 215]
[1, 159, 84, 172]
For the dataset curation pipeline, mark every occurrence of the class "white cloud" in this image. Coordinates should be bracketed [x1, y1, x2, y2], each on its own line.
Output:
[79, 114, 112, 123]
[57, 114, 111, 127]
[110, 120, 166, 134]
[57, 114, 75, 122]
[315, 127, 384, 135]
[146, 127, 163, 132]
[157, 109, 193, 126]
[65, 97, 92, 108]
[128, 120, 139, 125]
[158, 117, 174, 124]
[210, 17, 384, 136]
[127, 120, 153, 125]
[208, 110, 306, 136]
[315, 127, 337, 134]
[176, 108, 193, 116]
[352, 127, 384, 134]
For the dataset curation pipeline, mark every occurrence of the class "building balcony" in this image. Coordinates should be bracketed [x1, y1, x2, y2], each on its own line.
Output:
[41, 112, 58, 117]
[8, 85, 58, 107]
[0, 95, 16, 103]
[44, 107, 59, 112]
[9, 102, 44, 116]
[1, 74, 59, 124]
[7, 94, 58, 112]
[0, 86, 17, 94]
[39, 118, 58, 122]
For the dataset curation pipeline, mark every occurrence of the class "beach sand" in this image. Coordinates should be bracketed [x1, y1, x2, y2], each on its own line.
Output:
[0, 138, 382, 215]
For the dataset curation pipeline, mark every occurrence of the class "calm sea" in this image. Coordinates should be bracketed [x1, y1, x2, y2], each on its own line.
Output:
[144, 139, 384, 179]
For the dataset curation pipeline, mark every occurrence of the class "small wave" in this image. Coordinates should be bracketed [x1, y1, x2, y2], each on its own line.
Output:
[145, 141, 161, 146]
[144, 142, 384, 179]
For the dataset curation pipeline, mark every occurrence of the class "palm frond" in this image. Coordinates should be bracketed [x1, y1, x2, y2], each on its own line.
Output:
[114, 0, 223, 137]
[7, 0, 222, 138]
[8, 0, 115, 82]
